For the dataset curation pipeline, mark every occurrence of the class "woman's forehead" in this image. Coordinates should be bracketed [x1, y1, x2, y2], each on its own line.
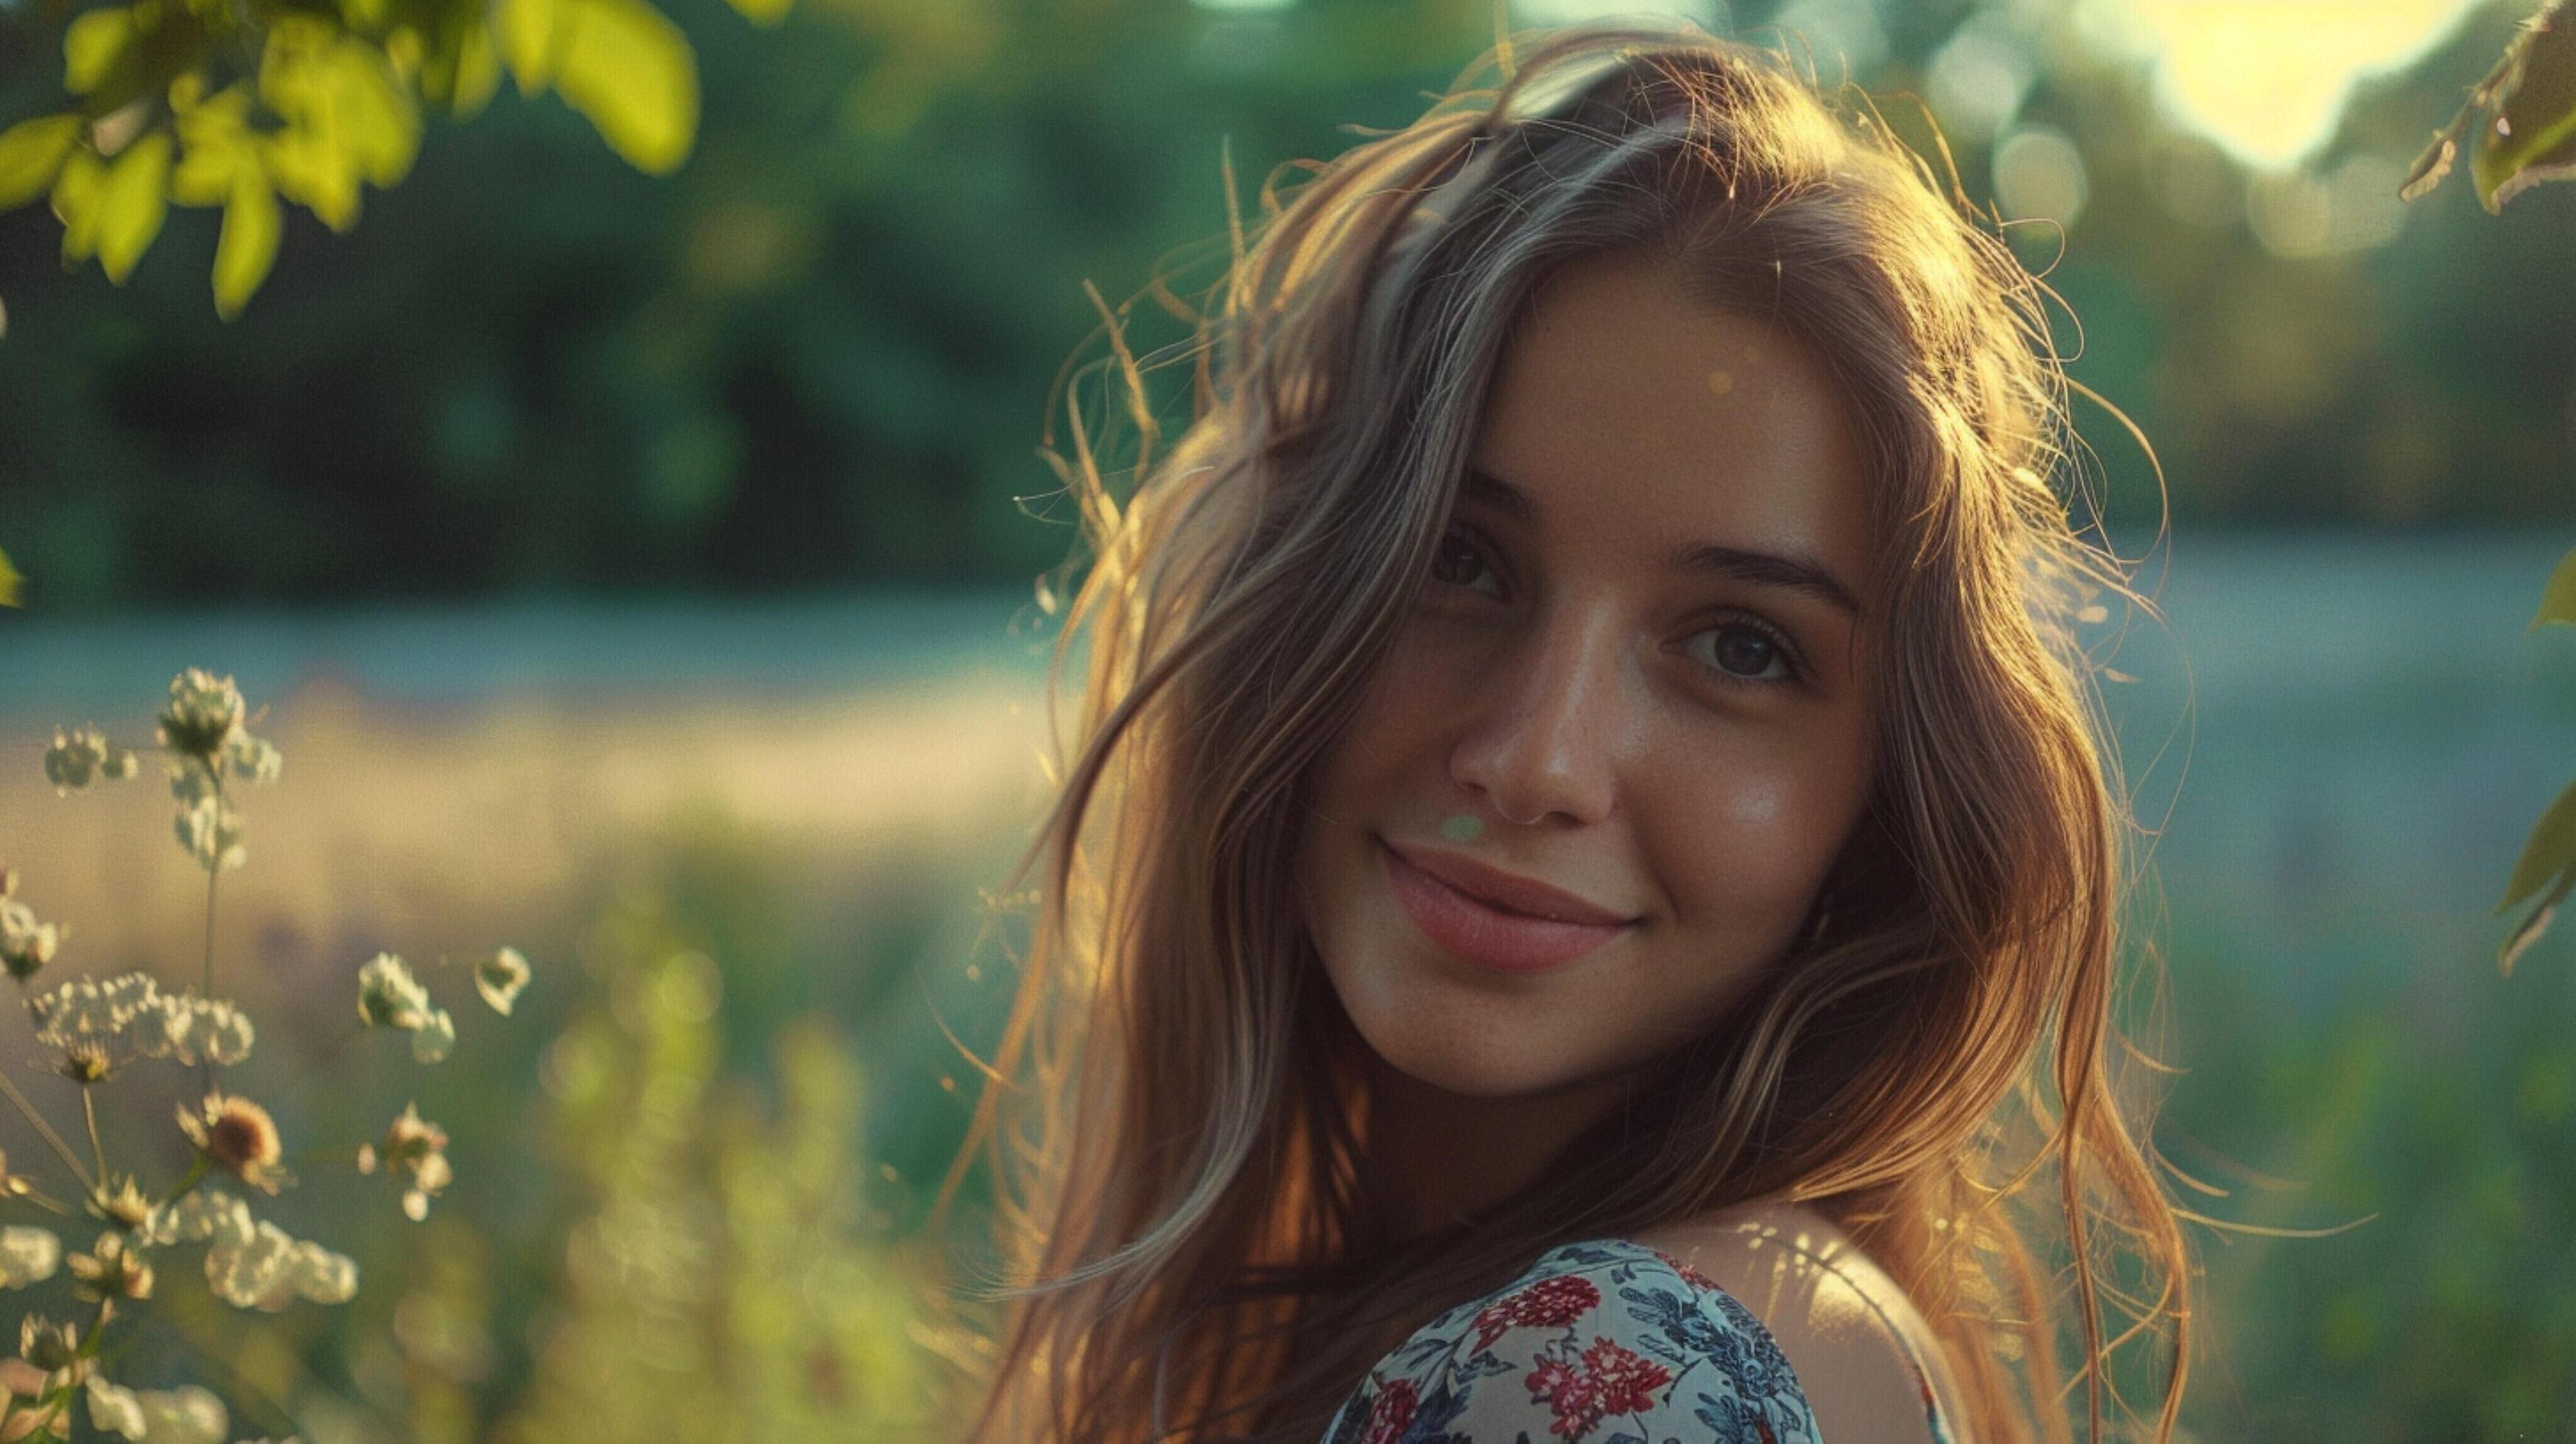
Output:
[1469, 251, 1877, 607]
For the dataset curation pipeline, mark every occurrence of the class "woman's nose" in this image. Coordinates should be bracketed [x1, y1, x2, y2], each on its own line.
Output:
[1447, 604, 1625, 828]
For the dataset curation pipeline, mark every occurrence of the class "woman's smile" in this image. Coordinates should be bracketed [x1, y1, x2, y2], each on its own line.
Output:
[1378, 836, 1638, 973]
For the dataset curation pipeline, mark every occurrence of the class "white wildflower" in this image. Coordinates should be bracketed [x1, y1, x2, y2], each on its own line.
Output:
[355, 953, 430, 1031]
[474, 946, 531, 1016]
[133, 993, 254, 1068]
[0, 894, 61, 983]
[221, 732, 281, 785]
[0, 1228, 58, 1287]
[29, 972, 161, 1053]
[43, 726, 136, 794]
[156, 670, 247, 762]
[205, 1222, 356, 1311]
[86, 1375, 146, 1440]
[410, 1008, 455, 1065]
[205, 1222, 297, 1311]
[168, 760, 215, 808]
[138, 1384, 227, 1444]
[287, 1241, 356, 1305]
[175, 795, 248, 873]
[145, 1187, 254, 1252]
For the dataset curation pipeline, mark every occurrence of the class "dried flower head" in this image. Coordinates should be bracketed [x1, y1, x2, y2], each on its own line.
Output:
[474, 946, 532, 1016]
[177, 1093, 291, 1195]
[357, 1103, 452, 1222]
[68, 1233, 152, 1303]
[88, 1177, 152, 1236]
[155, 670, 246, 762]
[356, 953, 431, 1031]
[43, 726, 136, 795]
[20, 1314, 76, 1372]
[55, 1039, 113, 1085]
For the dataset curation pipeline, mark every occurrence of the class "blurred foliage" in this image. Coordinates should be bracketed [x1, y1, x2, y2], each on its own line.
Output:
[2162, 911, 2576, 1439]
[0, 0, 782, 319]
[486, 830, 936, 1441]
[2396, 0, 2576, 975]
[2497, 544, 2576, 975]
[1, 0, 2572, 611]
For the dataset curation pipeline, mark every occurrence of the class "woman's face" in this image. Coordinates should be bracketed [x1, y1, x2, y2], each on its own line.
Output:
[1300, 246, 1880, 1101]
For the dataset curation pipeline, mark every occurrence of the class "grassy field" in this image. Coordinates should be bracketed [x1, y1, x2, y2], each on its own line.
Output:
[1, 541, 2572, 1437]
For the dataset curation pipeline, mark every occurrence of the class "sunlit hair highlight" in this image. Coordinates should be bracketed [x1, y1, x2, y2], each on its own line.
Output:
[926, 22, 2199, 1443]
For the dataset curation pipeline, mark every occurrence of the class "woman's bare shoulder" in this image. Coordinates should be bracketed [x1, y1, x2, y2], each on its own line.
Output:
[1630, 1200, 1969, 1443]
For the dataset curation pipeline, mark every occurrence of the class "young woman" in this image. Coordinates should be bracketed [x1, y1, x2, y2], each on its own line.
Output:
[930, 22, 2195, 1443]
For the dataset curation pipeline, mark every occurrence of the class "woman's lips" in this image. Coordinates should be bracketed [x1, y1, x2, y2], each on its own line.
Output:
[1379, 839, 1635, 973]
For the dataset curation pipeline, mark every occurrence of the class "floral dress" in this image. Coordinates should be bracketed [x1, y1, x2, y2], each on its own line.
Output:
[1320, 1237, 1956, 1443]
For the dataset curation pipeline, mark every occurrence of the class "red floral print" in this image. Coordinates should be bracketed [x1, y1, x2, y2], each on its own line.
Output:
[1358, 1377, 1417, 1444]
[1471, 1273, 1601, 1351]
[1319, 1240, 1855, 1444]
[1582, 1335, 1672, 1415]
[1520, 1336, 1673, 1439]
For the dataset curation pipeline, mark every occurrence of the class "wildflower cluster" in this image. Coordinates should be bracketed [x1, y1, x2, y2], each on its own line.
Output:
[2, 670, 536, 1441]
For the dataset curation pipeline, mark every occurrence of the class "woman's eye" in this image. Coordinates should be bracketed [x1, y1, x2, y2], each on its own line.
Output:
[1428, 529, 1501, 596]
[1685, 619, 1800, 686]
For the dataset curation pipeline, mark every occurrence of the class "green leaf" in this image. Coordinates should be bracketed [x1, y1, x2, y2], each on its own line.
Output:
[2502, 862, 2576, 978]
[552, 0, 698, 175]
[0, 544, 21, 607]
[254, 24, 421, 231]
[52, 146, 108, 264]
[502, 0, 565, 94]
[94, 130, 171, 284]
[63, 7, 136, 96]
[0, 115, 84, 210]
[214, 174, 281, 319]
[2475, 0, 2576, 211]
[723, 0, 791, 28]
[325, 43, 424, 186]
[2532, 544, 2576, 631]
[2500, 774, 2576, 914]
[171, 84, 256, 206]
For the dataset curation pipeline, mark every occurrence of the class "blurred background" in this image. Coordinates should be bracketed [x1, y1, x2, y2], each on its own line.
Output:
[3, 0, 2575, 1437]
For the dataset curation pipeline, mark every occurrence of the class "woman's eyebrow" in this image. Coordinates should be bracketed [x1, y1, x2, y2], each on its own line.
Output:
[1461, 463, 1861, 618]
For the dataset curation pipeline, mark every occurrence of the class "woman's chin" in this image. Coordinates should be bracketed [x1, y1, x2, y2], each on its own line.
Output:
[1347, 1007, 1570, 1101]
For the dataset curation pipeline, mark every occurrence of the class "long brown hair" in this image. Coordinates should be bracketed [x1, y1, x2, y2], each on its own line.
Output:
[927, 23, 2195, 1443]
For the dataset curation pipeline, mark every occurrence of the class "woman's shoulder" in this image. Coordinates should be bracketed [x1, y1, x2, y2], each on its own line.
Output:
[1322, 1236, 1819, 1443]
[1629, 1199, 1965, 1443]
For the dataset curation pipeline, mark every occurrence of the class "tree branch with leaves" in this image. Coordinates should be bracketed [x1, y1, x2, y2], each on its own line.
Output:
[2400, 0, 2576, 973]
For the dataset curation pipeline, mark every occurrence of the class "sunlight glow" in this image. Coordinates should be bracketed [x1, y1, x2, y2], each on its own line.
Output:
[2095, 0, 2487, 169]
[1510, 0, 1722, 27]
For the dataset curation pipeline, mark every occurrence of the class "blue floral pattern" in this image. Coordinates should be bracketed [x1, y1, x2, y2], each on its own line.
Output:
[1320, 1237, 1956, 1443]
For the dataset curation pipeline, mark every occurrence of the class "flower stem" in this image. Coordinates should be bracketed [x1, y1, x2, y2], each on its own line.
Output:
[7, 1186, 74, 1218]
[161, 1154, 208, 1209]
[79, 1086, 105, 1187]
[201, 757, 223, 1099]
[0, 1067, 90, 1196]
